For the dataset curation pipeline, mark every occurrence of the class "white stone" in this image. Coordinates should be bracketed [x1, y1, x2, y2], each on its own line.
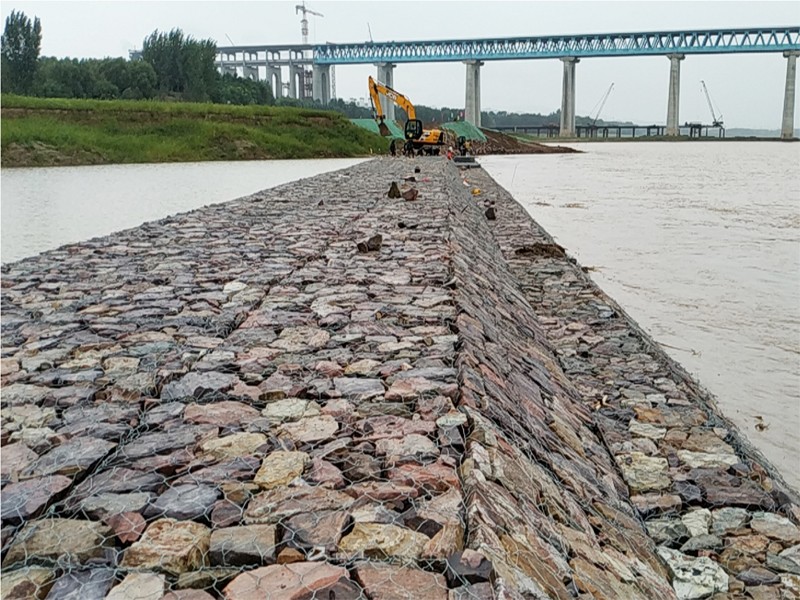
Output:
[628, 420, 667, 440]
[657, 547, 729, 600]
[105, 572, 165, 600]
[681, 509, 712, 537]
[677, 450, 739, 469]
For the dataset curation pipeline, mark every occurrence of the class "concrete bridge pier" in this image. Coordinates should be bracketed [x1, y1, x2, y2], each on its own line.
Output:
[312, 64, 331, 105]
[666, 53, 685, 136]
[243, 53, 259, 81]
[288, 64, 304, 99]
[559, 57, 579, 136]
[376, 62, 396, 122]
[266, 65, 282, 98]
[465, 60, 483, 126]
[782, 50, 799, 140]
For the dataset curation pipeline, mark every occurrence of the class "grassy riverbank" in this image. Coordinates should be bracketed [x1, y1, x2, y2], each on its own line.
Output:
[0, 95, 387, 167]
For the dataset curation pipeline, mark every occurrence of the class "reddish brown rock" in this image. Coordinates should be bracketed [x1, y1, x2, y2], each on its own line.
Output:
[184, 401, 261, 429]
[104, 511, 147, 543]
[387, 459, 460, 493]
[222, 562, 361, 599]
[306, 457, 345, 489]
[209, 524, 277, 566]
[355, 561, 448, 599]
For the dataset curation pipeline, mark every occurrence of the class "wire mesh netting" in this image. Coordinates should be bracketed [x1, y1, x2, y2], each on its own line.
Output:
[1, 158, 798, 599]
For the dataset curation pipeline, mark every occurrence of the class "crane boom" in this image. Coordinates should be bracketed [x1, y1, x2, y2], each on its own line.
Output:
[591, 83, 614, 126]
[701, 80, 723, 127]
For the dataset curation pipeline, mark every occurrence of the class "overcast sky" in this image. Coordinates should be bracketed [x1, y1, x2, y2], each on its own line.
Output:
[2, 1, 798, 128]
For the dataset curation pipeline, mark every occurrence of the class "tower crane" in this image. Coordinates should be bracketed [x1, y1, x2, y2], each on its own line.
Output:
[700, 80, 723, 128]
[296, 1, 323, 45]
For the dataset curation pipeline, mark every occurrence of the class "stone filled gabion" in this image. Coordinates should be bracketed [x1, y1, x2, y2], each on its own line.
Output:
[1, 158, 798, 599]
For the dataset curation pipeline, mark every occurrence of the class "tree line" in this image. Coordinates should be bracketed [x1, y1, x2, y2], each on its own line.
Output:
[1, 10, 274, 105]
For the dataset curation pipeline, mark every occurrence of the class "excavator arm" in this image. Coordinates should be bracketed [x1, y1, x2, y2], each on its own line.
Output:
[368, 76, 420, 137]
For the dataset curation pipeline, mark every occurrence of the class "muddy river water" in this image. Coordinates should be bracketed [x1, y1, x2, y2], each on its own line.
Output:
[482, 142, 799, 490]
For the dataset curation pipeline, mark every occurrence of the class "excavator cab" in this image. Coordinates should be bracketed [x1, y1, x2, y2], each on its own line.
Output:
[404, 119, 423, 140]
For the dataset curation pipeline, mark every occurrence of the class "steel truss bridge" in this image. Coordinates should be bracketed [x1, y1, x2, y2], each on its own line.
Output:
[312, 27, 800, 64]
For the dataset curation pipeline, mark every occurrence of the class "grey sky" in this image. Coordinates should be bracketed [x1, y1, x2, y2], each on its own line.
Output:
[2, 1, 798, 128]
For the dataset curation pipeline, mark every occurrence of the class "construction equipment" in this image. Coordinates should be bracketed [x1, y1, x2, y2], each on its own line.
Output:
[367, 76, 446, 154]
[701, 80, 724, 128]
[590, 83, 615, 127]
[296, 2, 323, 45]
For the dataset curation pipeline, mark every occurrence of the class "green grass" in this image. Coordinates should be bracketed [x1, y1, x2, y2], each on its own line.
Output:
[1, 95, 387, 166]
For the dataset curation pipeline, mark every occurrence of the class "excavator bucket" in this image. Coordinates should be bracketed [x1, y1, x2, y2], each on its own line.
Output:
[378, 120, 391, 136]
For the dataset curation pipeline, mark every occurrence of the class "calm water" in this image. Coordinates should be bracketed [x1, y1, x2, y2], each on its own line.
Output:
[1, 158, 366, 263]
[482, 143, 800, 490]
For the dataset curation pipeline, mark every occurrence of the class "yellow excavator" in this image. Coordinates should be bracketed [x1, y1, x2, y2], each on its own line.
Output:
[367, 76, 446, 155]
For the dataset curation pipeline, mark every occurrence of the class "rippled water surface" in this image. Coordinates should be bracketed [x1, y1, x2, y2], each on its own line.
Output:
[482, 142, 800, 489]
[1, 158, 367, 263]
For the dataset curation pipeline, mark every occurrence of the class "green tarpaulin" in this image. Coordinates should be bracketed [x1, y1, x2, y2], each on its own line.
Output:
[350, 119, 406, 139]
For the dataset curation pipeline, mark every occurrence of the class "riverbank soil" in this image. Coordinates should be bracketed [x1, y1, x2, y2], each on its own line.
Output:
[0, 95, 386, 167]
[1, 158, 798, 599]
[477, 128, 579, 154]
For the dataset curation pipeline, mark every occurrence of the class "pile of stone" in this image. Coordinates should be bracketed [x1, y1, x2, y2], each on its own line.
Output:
[464, 166, 800, 600]
[1, 158, 796, 600]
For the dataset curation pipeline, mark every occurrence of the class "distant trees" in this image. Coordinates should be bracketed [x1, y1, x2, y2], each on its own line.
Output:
[1, 10, 42, 94]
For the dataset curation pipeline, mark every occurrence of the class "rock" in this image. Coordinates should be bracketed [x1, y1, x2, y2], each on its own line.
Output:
[162, 591, 216, 600]
[710, 507, 749, 535]
[446, 550, 495, 586]
[199, 433, 267, 461]
[388, 181, 401, 198]
[657, 546, 729, 599]
[338, 523, 429, 559]
[615, 453, 670, 493]
[283, 509, 349, 550]
[119, 425, 217, 460]
[43, 569, 115, 600]
[105, 572, 165, 600]
[333, 377, 385, 401]
[631, 494, 682, 517]
[629, 421, 667, 440]
[1, 384, 50, 406]
[484, 206, 496, 220]
[677, 450, 739, 469]
[357, 234, 383, 253]
[646, 518, 690, 545]
[185, 401, 261, 428]
[3, 518, 113, 567]
[681, 428, 736, 454]
[387, 459, 460, 493]
[750, 512, 800, 543]
[145, 484, 219, 520]
[209, 524, 277, 566]
[262, 399, 321, 423]
[681, 509, 712, 537]
[104, 511, 147, 543]
[774, 544, 800, 574]
[222, 562, 361, 599]
[736, 567, 780, 586]
[0, 566, 54, 599]
[306, 458, 345, 489]
[448, 583, 495, 600]
[253, 451, 309, 489]
[244, 486, 355, 525]
[0, 475, 72, 523]
[0, 443, 38, 481]
[344, 359, 381, 376]
[385, 377, 456, 402]
[121, 518, 210, 575]
[161, 371, 236, 400]
[22, 437, 116, 478]
[79, 491, 153, 520]
[355, 562, 449, 599]
[272, 327, 331, 352]
[680, 534, 723, 553]
[375, 434, 439, 465]
[280, 415, 339, 444]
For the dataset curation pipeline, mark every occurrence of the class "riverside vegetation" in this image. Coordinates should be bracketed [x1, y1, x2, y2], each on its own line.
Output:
[0, 95, 387, 167]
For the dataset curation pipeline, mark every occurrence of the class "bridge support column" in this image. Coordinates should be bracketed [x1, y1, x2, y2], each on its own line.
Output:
[243, 53, 259, 81]
[781, 50, 799, 140]
[312, 64, 330, 104]
[666, 53, 685, 136]
[266, 65, 282, 98]
[464, 60, 483, 126]
[289, 64, 304, 99]
[559, 57, 579, 137]
[376, 63, 396, 121]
